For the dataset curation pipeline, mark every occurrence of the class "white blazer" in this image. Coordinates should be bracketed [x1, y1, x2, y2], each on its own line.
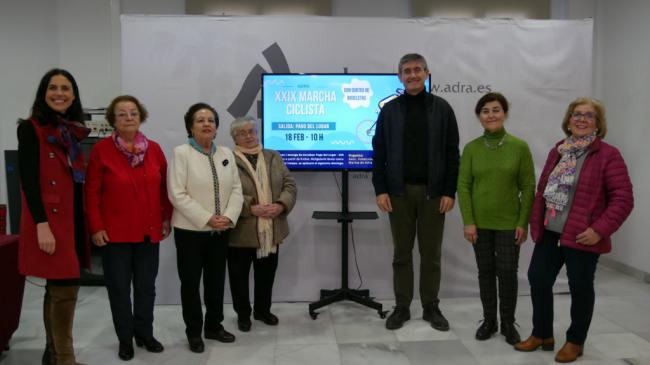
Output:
[168, 143, 243, 231]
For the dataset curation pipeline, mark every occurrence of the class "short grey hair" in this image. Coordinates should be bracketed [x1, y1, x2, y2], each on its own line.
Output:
[229, 115, 258, 140]
[398, 53, 428, 74]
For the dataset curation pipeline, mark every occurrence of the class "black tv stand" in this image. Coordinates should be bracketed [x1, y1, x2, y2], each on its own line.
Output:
[308, 170, 387, 319]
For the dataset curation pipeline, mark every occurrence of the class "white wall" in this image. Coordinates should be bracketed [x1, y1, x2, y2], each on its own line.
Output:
[592, 0, 650, 275]
[57, 0, 120, 109]
[0, 0, 60, 207]
[552, 0, 649, 278]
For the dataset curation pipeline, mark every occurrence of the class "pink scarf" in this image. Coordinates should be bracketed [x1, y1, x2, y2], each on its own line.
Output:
[112, 131, 149, 167]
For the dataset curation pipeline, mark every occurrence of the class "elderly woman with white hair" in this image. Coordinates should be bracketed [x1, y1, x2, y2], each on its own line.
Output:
[227, 116, 297, 332]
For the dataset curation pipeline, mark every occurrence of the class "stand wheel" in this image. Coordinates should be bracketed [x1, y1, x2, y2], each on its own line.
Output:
[378, 310, 388, 319]
[309, 311, 319, 320]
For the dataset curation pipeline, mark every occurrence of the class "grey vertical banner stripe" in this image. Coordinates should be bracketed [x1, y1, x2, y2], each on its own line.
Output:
[227, 64, 266, 118]
[262, 42, 290, 73]
[227, 43, 290, 118]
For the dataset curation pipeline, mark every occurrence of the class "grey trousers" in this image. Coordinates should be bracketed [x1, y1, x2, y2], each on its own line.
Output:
[473, 229, 520, 323]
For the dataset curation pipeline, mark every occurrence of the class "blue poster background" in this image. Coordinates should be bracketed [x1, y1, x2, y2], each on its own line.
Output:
[262, 74, 429, 169]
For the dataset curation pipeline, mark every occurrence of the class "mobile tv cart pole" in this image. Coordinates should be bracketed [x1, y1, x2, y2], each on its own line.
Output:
[308, 170, 387, 319]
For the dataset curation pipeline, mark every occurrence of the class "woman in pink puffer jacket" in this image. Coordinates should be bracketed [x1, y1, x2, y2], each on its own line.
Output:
[514, 97, 634, 363]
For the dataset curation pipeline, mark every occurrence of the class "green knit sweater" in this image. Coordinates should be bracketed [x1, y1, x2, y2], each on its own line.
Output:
[457, 128, 536, 230]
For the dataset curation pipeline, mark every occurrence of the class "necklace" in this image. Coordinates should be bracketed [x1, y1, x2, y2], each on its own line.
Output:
[483, 134, 506, 150]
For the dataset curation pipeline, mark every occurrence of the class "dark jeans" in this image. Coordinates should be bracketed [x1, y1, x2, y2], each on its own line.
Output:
[473, 229, 520, 323]
[227, 246, 279, 318]
[528, 230, 599, 345]
[102, 240, 159, 342]
[174, 228, 228, 337]
[388, 185, 445, 308]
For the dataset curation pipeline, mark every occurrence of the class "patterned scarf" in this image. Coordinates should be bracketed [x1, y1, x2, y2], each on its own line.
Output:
[234, 144, 275, 258]
[43, 117, 90, 183]
[112, 131, 149, 167]
[543, 134, 596, 212]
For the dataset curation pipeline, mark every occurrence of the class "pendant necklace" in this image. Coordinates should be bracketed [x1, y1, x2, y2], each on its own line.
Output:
[483, 134, 506, 150]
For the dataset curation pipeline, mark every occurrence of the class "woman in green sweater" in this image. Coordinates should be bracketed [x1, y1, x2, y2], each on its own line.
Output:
[457, 92, 536, 345]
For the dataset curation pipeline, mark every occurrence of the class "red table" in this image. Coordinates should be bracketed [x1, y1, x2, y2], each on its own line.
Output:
[0, 235, 25, 353]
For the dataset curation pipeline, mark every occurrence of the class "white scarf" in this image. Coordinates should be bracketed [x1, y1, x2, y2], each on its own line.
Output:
[234, 144, 276, 258]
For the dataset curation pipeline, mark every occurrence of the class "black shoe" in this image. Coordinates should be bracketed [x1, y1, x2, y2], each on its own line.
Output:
[385, 306, 410, 330]
[205, 326, 236, 343]
[135, 336, 164, 353]
[253, 311, 279, 326]
[422, 304, 436, 322]
[475, 319, 498, 340]
[118, 341, 134, 361]
[501, 322, 521, 345]
[187, 336, 205, 353]
[238, 317, 252, 332]
[424, 306, 449, 331]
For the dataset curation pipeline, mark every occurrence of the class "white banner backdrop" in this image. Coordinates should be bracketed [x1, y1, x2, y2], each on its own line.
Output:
[121, 16, 592, 304]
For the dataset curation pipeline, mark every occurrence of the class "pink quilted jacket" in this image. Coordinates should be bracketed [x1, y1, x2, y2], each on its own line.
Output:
[529, 138, 634, 254]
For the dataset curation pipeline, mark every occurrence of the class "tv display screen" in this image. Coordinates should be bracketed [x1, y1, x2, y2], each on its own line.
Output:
[261, 73, 431, 170]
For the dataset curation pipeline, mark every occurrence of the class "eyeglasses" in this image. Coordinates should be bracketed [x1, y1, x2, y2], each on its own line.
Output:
[116, 111, 140, 119]
[570, 112, 595, 121]
[236, 129, 257, 137]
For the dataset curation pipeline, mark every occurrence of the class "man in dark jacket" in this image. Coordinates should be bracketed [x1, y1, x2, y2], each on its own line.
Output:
[372, 53, 460, 331]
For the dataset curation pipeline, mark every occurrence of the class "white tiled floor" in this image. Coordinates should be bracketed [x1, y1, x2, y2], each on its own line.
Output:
[2, 265, 650, 364]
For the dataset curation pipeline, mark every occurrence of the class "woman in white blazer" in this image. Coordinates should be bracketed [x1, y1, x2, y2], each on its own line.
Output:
[167, 102, 243, 353]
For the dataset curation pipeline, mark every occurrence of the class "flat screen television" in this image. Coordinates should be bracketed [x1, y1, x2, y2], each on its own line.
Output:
[261, 73, 431, 171]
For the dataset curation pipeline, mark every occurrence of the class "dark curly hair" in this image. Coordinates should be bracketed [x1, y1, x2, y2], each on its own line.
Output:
[183, 102, 219, 138]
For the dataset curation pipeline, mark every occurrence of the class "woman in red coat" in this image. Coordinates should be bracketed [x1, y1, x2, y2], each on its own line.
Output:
[85, 95, 172, 361]
[514, 97, 634, 362]
[17, 69, 90, 365]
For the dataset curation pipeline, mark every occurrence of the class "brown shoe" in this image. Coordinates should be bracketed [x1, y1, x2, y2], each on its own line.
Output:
[514, 335, 555, 352]
[555, 342, 583, 363]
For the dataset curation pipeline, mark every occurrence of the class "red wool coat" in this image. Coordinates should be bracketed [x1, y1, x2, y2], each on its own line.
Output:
[19, 120, 90, 279]
[84, 137, 172, 243]
[530, 138, 634, 254]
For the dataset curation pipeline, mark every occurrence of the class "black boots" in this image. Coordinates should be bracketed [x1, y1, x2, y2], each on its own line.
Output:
[385, 306, 411, 330]
[500, 322, 521, 345]
[118, 340, 134, 361]
[475, 318, 521, 345]
[475, 319, 498, 340]
[423, 304, 450, 331]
